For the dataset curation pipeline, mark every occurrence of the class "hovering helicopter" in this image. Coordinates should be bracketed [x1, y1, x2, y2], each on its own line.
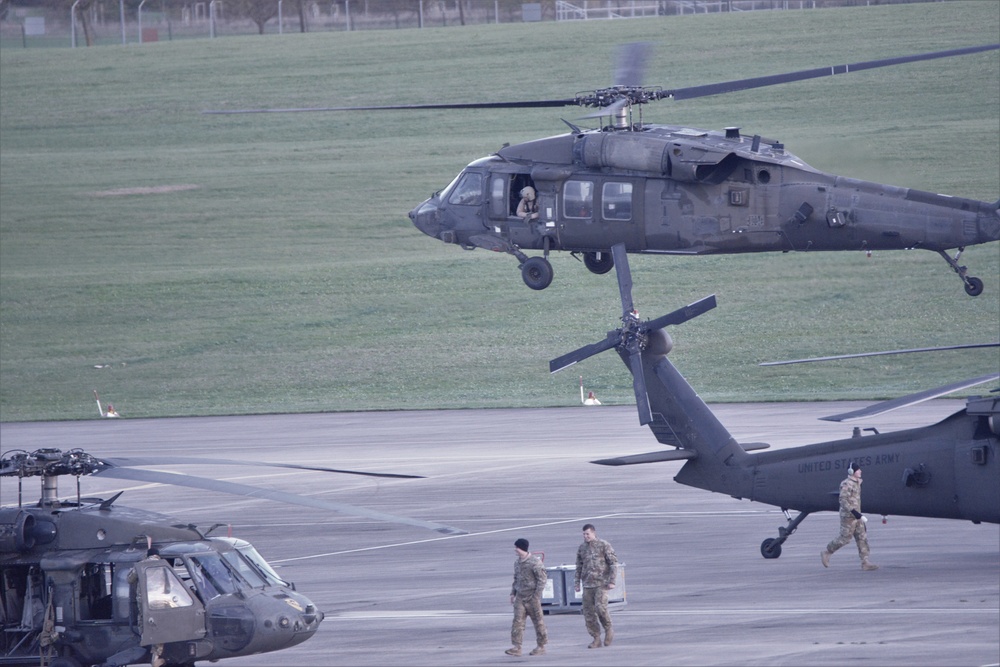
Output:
[206, 42, 1000, 295]
[550, 243, 999, 559]
[0, 448, 462, 667]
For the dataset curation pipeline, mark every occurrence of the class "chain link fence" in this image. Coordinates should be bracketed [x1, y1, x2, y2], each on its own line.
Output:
[0, 0, 942, 48]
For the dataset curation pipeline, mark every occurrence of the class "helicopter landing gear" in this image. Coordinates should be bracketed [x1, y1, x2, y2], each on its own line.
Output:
[760, 509, 810, 559]
[936, 248, 984, 296]
[582, 250, 615, 275]
[518, 236, 555, 290]
[521, 256, 553, 290]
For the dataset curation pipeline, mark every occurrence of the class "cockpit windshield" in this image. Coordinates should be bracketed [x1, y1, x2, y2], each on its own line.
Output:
[187, 554, 239, 600]
[444, 171, 483, 206]
[236, 545, 290, 587]
[221, 550, 267, 588]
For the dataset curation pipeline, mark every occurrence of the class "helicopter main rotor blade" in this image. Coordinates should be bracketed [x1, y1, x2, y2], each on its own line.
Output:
[665, 43, 1000, 101]
[203, 99, 578, 115]
[613, 42, 653, 88]
[203, 43, 998, 116]
[819, 373, 1000, 423]
[760, 342, 1000, 366]
[100, 456, 422, 479]
[93, 467, 466, 535]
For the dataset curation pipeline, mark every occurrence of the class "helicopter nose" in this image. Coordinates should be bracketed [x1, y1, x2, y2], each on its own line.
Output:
[409, 199, 445, 241]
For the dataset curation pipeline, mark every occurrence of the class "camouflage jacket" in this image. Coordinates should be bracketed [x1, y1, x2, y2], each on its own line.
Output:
[574, 538, 617, 589]
[511, 554, 547, 599]
[838, 475, 862, 518]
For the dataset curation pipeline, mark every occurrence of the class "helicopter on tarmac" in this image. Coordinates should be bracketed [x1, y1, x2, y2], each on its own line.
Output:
[0, 448, 462, 667]
[206, 42, 1000, 295]
[549, 243, 999, 559]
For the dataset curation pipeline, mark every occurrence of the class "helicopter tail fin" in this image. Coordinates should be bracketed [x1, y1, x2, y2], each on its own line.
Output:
[643, 352, 754, 495]
[647, 352, 748, 462]
[593, 345, 753, 479]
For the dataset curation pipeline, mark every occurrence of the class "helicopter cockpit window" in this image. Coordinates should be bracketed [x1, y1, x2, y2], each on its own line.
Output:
[188, 554, 238, 600]
[563, 180, 593, 219]
[447, 172, 483, 206]
[236, 544, 290, 587]
[221, 551, 267, 589]
[144, 566, 195, 610]
[602, 182, 633, 221]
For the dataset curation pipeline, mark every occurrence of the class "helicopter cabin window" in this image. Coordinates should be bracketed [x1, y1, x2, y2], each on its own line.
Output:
[77, 562, 116, 621]
[490, 176, 508, 218]
[447, 172, 483, 206]
[144, 566, 195, 610]
[602, 182, 633, 221]
[563, 180, 593, 219]
[0, 565, 44, 633]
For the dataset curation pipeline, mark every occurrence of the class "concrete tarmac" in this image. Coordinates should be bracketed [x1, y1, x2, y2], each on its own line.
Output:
[2, 401, 997, 666]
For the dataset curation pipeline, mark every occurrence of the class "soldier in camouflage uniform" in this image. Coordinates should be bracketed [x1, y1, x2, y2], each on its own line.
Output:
[822, 463, 879, 571]
[574, 523, 617, 648]
[506, 538, 548, 657]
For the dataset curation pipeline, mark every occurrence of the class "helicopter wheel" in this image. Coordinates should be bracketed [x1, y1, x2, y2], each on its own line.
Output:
[583, 251, 615, 275]
[964, 276, 984, 297]
[521, 257, 554, 290]
[760, 538, 782, 559]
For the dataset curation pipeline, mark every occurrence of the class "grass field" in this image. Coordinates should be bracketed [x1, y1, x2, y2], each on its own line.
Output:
[1, 1, 998, 421]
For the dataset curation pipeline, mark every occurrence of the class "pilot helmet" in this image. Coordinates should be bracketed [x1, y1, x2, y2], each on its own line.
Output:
[519, 186, 536, 201]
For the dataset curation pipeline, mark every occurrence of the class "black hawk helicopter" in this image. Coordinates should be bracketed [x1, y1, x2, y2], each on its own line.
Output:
[206, 42, 1000, 295]
[550, 243, 999, 559]
[0, 448, 462, 667]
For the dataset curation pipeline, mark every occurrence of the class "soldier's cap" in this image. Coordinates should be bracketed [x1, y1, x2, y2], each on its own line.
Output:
[515, 538, 529, 551]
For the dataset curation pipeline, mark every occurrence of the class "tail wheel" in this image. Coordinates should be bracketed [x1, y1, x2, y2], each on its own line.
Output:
[583, 251, 614, 275]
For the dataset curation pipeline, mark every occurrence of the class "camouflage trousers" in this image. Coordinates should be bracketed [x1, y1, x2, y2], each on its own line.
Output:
[826, 516, 871, 561]
[582, 586, 612, 638]
[511, 594, 547, 649]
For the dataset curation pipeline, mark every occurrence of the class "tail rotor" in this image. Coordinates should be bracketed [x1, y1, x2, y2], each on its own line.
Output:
[549, 243, 716, 424]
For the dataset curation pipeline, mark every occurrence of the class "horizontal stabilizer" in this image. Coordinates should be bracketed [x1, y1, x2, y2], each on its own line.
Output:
[592, 449, 697, 466]
[741, 442, 770, 452]
[820, 373, 1000, 422]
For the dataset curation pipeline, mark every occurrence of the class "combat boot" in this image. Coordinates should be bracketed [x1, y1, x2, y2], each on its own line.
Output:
[529, 646, 545, 655]
[861, 558, 879, 571]
[604, 628, 614, 646]
[820, 550, 832, 568]
[588, 636, 603, 649]
[505, 646, 521, 656]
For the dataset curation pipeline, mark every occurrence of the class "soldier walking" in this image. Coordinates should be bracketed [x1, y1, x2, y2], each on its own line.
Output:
[822, 462, 879, 571]
[506, 538, 548, 657]
[574, 523, 618, 648]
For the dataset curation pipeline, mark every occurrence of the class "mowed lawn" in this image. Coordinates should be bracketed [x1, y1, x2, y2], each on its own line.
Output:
[1, 1, 997, 421]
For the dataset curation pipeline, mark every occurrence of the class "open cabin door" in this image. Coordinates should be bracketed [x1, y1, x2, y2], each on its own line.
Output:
[134, 559, 206, 647]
